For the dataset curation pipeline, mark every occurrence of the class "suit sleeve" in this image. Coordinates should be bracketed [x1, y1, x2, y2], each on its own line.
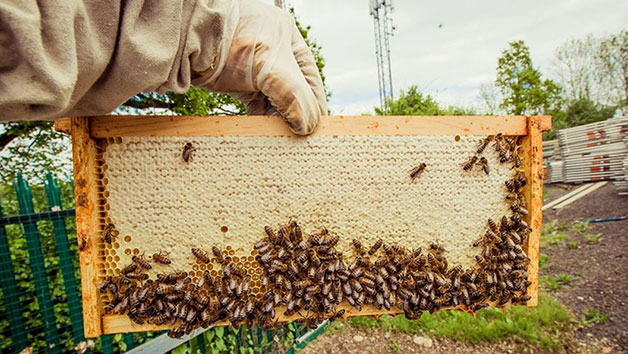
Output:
[0, 0, 237, 121]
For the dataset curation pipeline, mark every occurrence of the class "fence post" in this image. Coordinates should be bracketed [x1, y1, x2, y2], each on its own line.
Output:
[14, 173, 62, 354]
[44, 172, 86, 347]
[0, 203, 29, 352]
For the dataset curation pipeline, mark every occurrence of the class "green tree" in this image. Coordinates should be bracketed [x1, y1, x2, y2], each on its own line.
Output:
[596, 30, 628, 112]
[375, 85, 476, 116]
[552, 35, 599, 102]
[544, 98, 616, 139]
[496, 41, 562, 115]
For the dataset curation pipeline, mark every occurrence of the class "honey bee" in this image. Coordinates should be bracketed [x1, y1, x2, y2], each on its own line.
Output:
[410, 163, 427, 181]
[494, 133, 504, 152]
[117, 276, 132, 287]
[132, 254, 152, 270]
[487, 218, 499, 233]
[325, 235, 340, 247]
[477, 137, 490, 154]
[365, 238, 382, 255]
[499, 150, 509, 163]
[309, 250, 321, 267]
[505, 179, 518, 192]
[102, 223, 116, 244]
[169, 270, 188, 282]
[434, 294, 451, 306]
[121, 263, 138, 275]
[155, 283, 174, 295]
[264, 225, 277, 243]
[152, 251, 172, 265]
[254, 239, 272, 254]
[270, 260, 288, 273]
[512, 203, 529, 216]
[463, 155, 478, 171]
[350, 266, 364, 279]
[512, 295, 531, 304]
[511, 154, 522, 169]
[191, 248, 210, 264]
[78, 234, 88, 251]
[98, 277, 112, 293]
[212, 246, 225, 264]
[125, 272, 148, 280]
[292, 221, 303, 242]
[182, 142, 196, 163]
[352, 239, 364, 256]
[478, 157, 489, 175]
[168, 327, 185, 339]
[449, 265, 462, 275]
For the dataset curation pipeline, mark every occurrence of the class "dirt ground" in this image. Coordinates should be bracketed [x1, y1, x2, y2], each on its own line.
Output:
[302, 324, 537, 354]
[302, 183, 628, 353]
[543, 183, 628, 349]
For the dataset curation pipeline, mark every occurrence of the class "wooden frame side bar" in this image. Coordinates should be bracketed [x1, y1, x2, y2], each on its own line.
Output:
[70, 115, 552, 138]
[71, 117, 103, 337]
[521, 116, 544, 306]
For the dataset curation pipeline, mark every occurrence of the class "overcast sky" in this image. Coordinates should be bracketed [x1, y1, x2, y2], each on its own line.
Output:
[262, 0, 628, 114]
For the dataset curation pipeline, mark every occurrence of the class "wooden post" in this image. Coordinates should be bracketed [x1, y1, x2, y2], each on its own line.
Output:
[71, 117, 103, 337]
[520, 116, 544, 306]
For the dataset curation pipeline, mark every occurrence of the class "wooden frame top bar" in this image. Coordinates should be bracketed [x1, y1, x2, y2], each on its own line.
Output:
[55, 115, 552, 137]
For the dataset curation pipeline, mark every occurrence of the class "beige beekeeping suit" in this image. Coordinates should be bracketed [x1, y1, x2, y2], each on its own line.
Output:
[0, 0, 327, 135]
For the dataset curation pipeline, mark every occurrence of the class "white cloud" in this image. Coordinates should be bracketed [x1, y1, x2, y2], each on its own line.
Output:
[264, 0, 628, 114]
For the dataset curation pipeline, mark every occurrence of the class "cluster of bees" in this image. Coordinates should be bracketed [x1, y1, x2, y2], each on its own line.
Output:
[98, 134, 532, 336]
[462, 133, 522, 174]
[99, 246, 260, 338]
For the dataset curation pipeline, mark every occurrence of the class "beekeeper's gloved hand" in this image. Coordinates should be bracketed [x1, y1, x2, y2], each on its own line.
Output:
[194, 0, 327, 135]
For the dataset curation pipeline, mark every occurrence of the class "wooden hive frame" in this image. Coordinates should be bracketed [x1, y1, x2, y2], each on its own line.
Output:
[56, 115, 551, 337]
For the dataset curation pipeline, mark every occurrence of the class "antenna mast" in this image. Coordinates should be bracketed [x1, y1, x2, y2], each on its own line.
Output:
[370, 0, 395, 108]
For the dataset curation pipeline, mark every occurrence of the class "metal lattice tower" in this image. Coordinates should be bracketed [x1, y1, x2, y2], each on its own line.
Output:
[370, 0, 395, 108]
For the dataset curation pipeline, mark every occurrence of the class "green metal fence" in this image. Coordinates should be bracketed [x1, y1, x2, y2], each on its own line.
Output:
[0, 172, 323, 353]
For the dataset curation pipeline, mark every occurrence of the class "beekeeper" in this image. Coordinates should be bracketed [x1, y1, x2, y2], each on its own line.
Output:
[0, 0, 327, 135]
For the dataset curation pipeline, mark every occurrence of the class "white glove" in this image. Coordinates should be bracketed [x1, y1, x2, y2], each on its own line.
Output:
[194, 0, 328, 135]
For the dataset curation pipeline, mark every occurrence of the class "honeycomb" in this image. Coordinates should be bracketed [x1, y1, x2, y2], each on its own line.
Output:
[94, 135, 514, 300]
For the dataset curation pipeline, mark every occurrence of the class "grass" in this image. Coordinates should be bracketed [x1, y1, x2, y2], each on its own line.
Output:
[581, 308, 610, 326]
[540, 273, 575, 292]
[583, 233, 602, 244]
[539, 253, 550, 270]
[540, 232, 570, 246]
[567, 241, 579, 249]
[570, 221, 590, 234]
[389, 339, 401, 352]
[348, 316, 379, 329]
[547, 220, 569, 233]
[325, 320, 347, 336]
[541, 220, 573, 247]
[347, 293, 575, 351]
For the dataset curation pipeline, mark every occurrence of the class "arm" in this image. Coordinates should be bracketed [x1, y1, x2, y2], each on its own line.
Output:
[0, 0, 235, 119]
[0, 0, 326, 134]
